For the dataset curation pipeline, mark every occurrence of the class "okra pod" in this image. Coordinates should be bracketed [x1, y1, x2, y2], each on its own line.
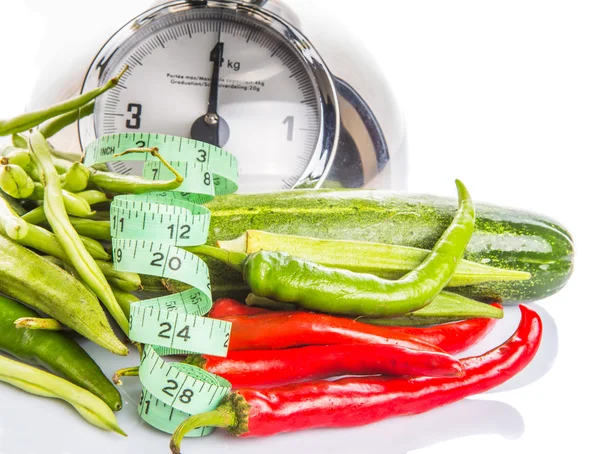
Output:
[213, 230, 531, 287]
[0, 235, 127, 355]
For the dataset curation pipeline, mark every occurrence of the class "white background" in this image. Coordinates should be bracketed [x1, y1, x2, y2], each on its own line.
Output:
[1, 1, 599, 453]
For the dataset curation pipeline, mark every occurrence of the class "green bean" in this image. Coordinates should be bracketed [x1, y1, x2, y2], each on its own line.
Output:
[88, 147, 184, 194]
[62, 191, 96, 217]
[80, 236, 111, 261]
[0, 194, 29, 239]
[0, 67, 127, 136]
[23, 190, 95, 223]
[0, 164, 35, 198]
[20, 206, 45, 224]
[1, 146, 31, 167]
[96, 261, 141, 292]
[61, 162, 91, 192]
[0, 220, 108, 261]
[12, 133, 28, 149]
[0, 189, 26, 215]
[70, 164, 91, 188]
[0, 355, 126, 435]
[44, 253, 139, 293]
[0, 147, 41, 182]
[51, 147, 84, 163]
[39, 101, 95, 139]
[52, 157, 72, 174]
[31, 182, 44, 199]
[77, 189, 111, 205]
[90, 210, 111, 221]
[111, 286, 139, 319]
[28, 131, 129, 334]
[68, 217, 111, 240]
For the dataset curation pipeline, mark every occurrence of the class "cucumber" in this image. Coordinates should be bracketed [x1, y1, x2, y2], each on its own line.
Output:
[202, 189, 573, 304]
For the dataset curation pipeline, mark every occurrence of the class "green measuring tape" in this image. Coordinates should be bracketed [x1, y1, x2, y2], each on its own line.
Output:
[84, 133, 239, 436]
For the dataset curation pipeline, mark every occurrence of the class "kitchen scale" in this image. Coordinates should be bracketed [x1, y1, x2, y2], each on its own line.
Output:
[30, 0, 407, 193]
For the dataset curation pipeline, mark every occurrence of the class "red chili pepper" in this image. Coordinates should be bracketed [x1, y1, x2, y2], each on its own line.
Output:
[202, 341, 463, 389]
[209, 299, 496, 354]
[209, 298, 267, 318]
[170, 304, 541, 451]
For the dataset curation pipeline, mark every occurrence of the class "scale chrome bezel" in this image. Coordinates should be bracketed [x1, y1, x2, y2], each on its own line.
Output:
[78, 0, 339, 190]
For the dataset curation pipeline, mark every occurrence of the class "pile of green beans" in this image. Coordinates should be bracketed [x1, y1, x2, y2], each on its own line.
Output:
[0, 65, 197, 433]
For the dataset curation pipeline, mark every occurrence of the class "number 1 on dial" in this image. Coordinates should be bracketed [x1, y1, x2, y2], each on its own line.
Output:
[283, 115, 294, 141]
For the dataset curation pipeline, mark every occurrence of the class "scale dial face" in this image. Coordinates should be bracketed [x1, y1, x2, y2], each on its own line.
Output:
[80, 2, 338, 193]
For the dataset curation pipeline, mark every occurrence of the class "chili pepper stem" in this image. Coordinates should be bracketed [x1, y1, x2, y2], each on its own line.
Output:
[14, 317, 65, 330]
[170, 393, 247, 454]
[113, 147, 184, 184]
[112, 366, 139, 386]
[183, 354, 208, 369]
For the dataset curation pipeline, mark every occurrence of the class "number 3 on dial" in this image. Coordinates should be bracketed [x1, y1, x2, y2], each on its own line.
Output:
[126, 103, 143, 129]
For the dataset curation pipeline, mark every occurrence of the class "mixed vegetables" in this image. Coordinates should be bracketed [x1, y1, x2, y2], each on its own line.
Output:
[0, 69, 573, 452]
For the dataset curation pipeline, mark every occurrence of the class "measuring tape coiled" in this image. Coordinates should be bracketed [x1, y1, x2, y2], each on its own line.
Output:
[85, 133, 239, 436]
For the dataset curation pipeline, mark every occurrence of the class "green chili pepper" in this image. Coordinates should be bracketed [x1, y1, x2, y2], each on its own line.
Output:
[0, 67, 126, 136]
[28, 131, 129, 334]
[0, 354, 125, 434]
[0, 164, 35, 199]
[0, 295, 123, 410]
[202, 180, 475, 317]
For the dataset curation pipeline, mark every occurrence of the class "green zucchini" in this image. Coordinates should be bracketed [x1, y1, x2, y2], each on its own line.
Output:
[202, 189, 573, 304]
